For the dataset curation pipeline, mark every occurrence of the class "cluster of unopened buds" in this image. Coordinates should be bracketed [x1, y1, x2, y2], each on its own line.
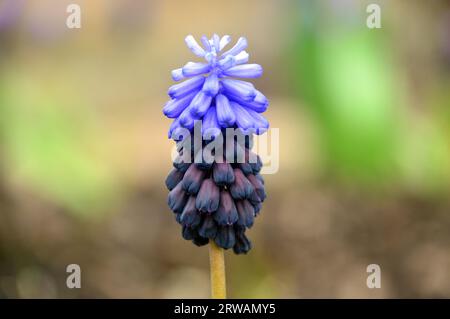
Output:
[163, 34, 269, 254]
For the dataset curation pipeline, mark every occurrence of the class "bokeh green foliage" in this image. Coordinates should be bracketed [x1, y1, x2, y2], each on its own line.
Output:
[0, 72, 120, 216]
[288, 1, 450, 192]
[289, 2, 396, 185]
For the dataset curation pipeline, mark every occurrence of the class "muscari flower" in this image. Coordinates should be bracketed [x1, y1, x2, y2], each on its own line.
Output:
[163, 34, 269, 138]
[164, 35, 269, 254]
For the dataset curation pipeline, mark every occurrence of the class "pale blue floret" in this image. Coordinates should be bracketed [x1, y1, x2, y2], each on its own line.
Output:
[215, 94, 236, 127]
[168, 76, 205, 99]
[223, 64, 263, 78]
[163, 34, 269, 138]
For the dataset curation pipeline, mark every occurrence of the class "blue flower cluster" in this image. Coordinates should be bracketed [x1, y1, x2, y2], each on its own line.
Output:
[163, 34, 269, 138]
[164, 35, 269, 254]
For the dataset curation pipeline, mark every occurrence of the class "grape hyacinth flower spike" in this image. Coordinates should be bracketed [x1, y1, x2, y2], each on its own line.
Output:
[163, 34, 269, 298]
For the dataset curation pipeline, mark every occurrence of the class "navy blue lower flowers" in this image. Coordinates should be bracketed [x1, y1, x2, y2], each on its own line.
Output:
[165, 135, 265, 254]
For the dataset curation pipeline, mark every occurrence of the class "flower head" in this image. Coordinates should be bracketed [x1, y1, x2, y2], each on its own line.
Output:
[164, 34, 269, 138]
[164, 34, 269, 254]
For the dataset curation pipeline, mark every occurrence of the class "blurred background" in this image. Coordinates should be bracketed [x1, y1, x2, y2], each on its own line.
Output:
[0, 0, 449, 298]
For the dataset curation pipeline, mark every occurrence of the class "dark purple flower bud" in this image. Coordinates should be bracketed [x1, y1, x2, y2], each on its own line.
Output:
[238, 163, 253, 175]
[174, 162, 191, 173]
[215, 225, 236, 249]
[230, 169, 254, 200]
[247, 174, 266, 201]
[198, 215, 218, 239]
[192, 234, 209, 246]
[168, 182, 188, 214]
[248, 190, 261, 206]
[255, 173, 264, 185]
[175, 213, 182, 224]
[196, 178, 220, 213]
[182, 164, 206, 194]
[233, 229, 252, 254]
[253, 202, 262, 215]
[212, 162, 235, 186]
[214, 190, 238, 225]
[236, 200, 255, 228]
[180, 196, 201, 227]
[249, 153, 262, 174]
[173, 155, 191, 173]
[182, 225, 195, 240]
[165, 168, 184, 191]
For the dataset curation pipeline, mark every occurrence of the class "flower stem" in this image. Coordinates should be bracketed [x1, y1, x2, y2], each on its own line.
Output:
[209, 241, 226, 298]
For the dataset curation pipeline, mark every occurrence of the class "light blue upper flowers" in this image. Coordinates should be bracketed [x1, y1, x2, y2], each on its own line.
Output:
[164, 34, 269, 139]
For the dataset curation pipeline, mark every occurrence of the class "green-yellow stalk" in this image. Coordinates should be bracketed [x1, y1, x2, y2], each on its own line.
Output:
[209, 241, 226, 298]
